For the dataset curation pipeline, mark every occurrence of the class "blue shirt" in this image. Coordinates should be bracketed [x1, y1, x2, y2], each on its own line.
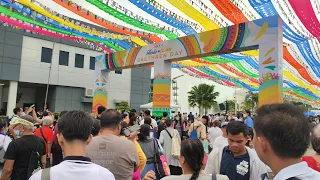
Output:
[245, 117, 254, 128]
[220, 146, 250, 180]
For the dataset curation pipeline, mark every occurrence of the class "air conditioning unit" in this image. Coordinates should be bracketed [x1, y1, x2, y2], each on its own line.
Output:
[85, 88, 94, 97]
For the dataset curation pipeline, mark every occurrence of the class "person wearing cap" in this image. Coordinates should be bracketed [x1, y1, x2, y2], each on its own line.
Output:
[212, 121, 229, 149]
[1, 118, 46, 180]
[205, 121, 268, 180]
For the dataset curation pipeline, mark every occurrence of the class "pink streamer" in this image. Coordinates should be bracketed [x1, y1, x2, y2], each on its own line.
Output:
[289, 0, 320, 42]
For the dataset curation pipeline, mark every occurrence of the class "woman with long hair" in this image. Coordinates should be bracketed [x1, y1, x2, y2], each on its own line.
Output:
[161, 139, 228, 180]
[138, 124, 160, 180]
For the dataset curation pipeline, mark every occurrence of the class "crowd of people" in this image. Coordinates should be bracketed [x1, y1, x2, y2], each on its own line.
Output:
[0, 103, 318, 180]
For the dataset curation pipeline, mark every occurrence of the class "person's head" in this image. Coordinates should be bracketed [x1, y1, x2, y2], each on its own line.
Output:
[0, 118, 6, 133]
[311, 124, 320, 154]
[23, 107, 29, 113]
[213, 120, 220, 127]
[42, 116, 53, 126]
[180, 139, 204, 180]
[97, 106, 106, 115]
[42, 111, 49, 117]
[165, 119, 172, 128]
[160, 116, 166, 123]
[10, 118, 34, 136]
[174, 114, 180, 121]
[57, 111, 93, 149]
[144, 117, 152, 126]
[226, 121, 249, 155]
[201, 116, 209, 125]
[244, 110, 251, 118]
[60, 111, 68, 118]
[220, 121, 228, 135]
[129, 116, 137, 126]
[122, 113, 129, 124]
[13, 107, 22, 116]
[163, 112, 168, 118]
[100, 109, 122, 135]
[91, 119, 101, 137]
[144, 110, 151, 118]
[253, 103, 310, 166]
[130, 109, 137, 116]
[138, 124, 150, 140]
[217, 113, 221, 116]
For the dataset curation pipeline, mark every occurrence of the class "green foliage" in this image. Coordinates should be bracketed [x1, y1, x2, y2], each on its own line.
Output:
[115, 101, 131, 112]
[188, 84, 220, 114]
[226, 100, 236, 112]
[241, 92, 258, 111]
[284, 100, 313, 112]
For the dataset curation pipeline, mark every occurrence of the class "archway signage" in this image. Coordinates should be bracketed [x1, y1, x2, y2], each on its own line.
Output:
[93, 16, 283, 116]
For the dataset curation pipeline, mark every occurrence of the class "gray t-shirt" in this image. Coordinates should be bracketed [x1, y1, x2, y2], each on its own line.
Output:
[86, 135, 139, 180]
[161, 174, 229, 180]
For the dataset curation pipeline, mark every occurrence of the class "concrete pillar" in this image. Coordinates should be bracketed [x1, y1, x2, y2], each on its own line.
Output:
[92, 55, 109, 115]
[7, 81, 18, 117]
[152, 60, 171, 117]
[258, 39, 283, 106]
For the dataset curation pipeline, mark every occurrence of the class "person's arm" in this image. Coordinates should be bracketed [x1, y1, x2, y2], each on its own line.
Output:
[0, 160, 14, 180]
[159, 131, 164, 144]
[41, 155, 46, 169]
[32, 109, 42, 124]
[131, 143, 140, 172]
[188, 123, 192, 136]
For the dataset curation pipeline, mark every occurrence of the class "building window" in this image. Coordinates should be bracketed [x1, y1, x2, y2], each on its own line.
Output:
[75, 54, 84, 68]
[41, 47, 52, 63]
[89, 56, 95, 70]
[115, 69, 122, 74]
[59, 51, 69, 66]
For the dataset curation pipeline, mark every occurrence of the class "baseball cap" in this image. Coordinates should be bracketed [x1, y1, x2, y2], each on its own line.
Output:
[10, 118, 34, 127]
[220, 121, 229, 128]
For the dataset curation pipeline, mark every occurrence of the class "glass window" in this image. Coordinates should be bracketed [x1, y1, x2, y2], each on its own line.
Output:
[75, 54, 84, 68]
[41, 47, 52, 63]
[89, 56, 95, 70]
[59, 51, 69, 66]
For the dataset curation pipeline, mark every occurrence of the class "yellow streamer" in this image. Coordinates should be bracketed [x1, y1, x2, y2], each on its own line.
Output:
[284, 70, 320, 96]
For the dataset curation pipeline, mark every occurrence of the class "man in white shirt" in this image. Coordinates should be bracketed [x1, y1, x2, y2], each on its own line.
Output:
[212, 122, 228, 149]
[140, 110, 158, 131]
[253, 103, 320, 180]
[29, 111, 115, 180]
[207, 121, 222, 149]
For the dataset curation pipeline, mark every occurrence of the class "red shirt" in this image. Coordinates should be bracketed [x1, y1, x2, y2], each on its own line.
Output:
[34, 126, 54, 154]
[302, 156, 320, 172]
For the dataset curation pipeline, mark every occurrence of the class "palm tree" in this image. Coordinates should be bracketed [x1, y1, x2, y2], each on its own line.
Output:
[188, 84, 220, 115]
[241, 92, 258, 111]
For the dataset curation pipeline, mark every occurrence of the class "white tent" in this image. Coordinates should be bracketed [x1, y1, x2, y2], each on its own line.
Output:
[140, 102, 180, 109]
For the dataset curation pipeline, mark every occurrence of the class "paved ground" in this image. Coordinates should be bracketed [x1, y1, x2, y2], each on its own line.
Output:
[268, 147, 315, 179]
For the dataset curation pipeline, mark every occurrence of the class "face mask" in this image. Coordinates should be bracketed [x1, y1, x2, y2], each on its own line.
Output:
[243, 114, 247, 118]
[14, 130, 22, 137]
[175, 118, 180, 121]
[228, 116, 232, 120]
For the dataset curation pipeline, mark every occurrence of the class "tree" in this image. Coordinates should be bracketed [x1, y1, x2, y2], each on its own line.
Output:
[241, 92, 258, 111]
[284, 100, 313, 112]
[188, 84, 220, 115]
[225, 100, 236, 113]
[115, 101, 131, 112]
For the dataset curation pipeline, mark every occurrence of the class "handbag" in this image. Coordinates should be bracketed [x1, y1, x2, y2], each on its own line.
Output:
[153, 139, 170, 178]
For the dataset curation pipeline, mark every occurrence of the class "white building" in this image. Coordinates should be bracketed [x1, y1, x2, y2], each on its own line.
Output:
[0, 26, 150, 116]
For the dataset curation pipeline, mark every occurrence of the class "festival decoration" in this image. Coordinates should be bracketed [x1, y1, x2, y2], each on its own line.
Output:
[1, 0, 319, 106]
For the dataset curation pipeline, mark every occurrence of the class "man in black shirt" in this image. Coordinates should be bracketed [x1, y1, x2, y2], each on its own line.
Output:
[1, 119, 46, 180]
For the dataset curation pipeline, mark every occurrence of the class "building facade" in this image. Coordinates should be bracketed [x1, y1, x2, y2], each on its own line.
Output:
[0, 26, 150, 116]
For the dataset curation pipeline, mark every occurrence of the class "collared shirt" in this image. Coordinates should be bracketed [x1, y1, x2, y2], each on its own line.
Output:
[220, 146, 250, 180]
[274, 161, 320, 180]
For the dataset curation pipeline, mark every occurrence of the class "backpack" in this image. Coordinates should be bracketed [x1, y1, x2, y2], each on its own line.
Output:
[189, 123, 199, 139]
[165, 129, 180, 159]
[0, 135, 7, 164]
[21, 136, 42, 179]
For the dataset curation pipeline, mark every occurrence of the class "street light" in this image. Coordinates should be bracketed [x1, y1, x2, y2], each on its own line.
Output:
[172, 75, 184, 105]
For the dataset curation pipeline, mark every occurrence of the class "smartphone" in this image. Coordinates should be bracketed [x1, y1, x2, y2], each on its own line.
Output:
[122, 128, 131, 137]
[128, 124, 140, 133]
